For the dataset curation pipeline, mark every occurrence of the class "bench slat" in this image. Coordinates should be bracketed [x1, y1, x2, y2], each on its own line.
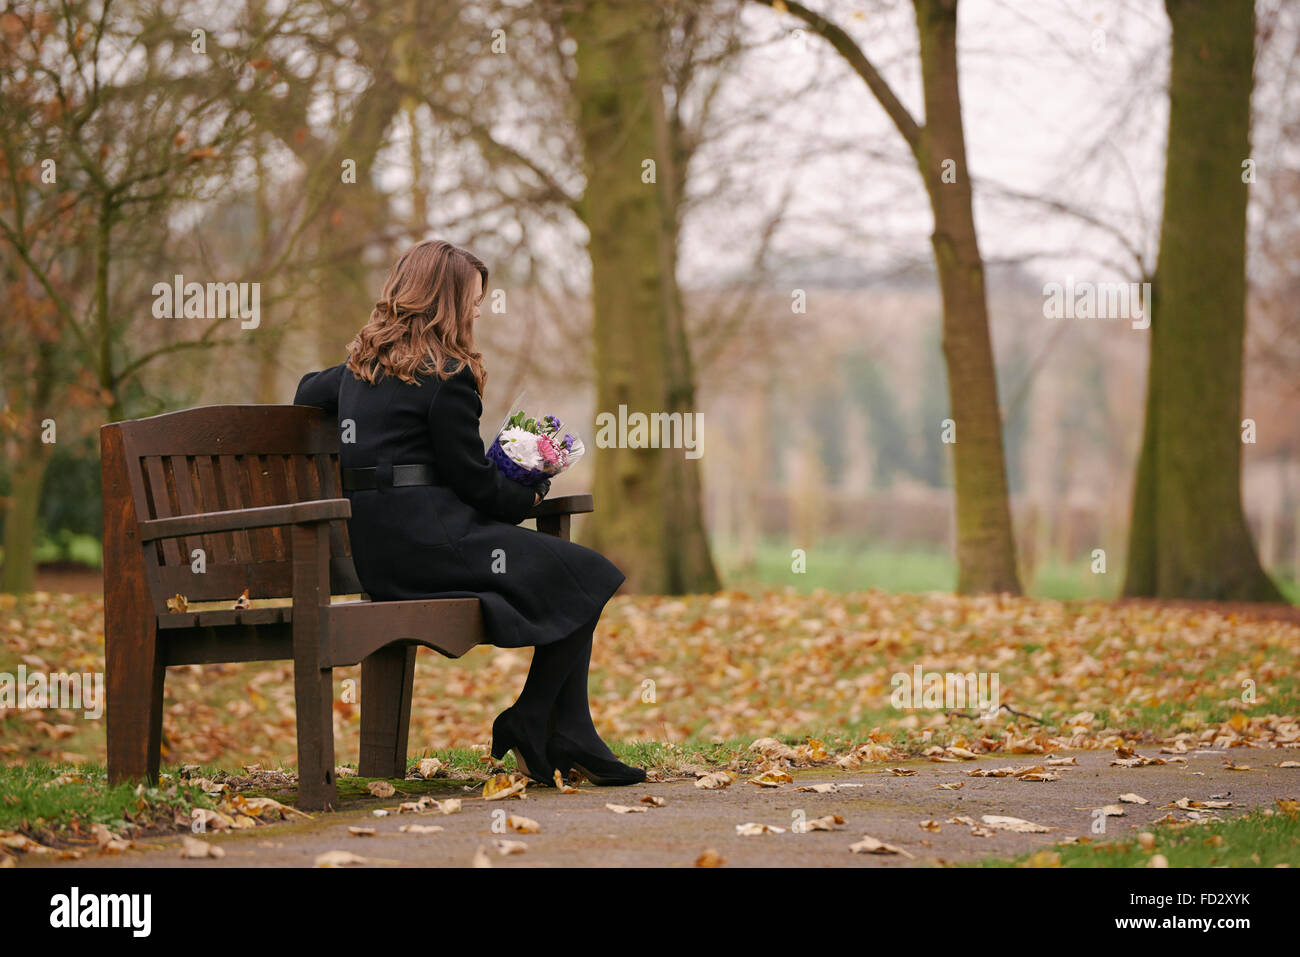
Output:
[215, 455, 254, 562]
[193, 456, 234, 565]
[142, 456, 183, 566]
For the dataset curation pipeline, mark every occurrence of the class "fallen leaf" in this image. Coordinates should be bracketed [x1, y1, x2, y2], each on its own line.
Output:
[736, 822, 786, 835]
[849, 835, 913, 857]
[981, 815, 1052, 833]
[694, 771, 735, 789]
[607, 803, 648, 814]
[314, 850, 370, 867]
[747, 769, 793, 788]
[179, 836, 223, 859]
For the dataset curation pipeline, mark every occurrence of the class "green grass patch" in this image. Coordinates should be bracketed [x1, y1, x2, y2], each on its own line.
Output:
[713, 538, 1297, 603]
[0, 760, 219, 841]
[970, 804, 1300, 868]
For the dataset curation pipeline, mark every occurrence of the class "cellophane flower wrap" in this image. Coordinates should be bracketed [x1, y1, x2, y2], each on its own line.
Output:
[487, 409, 585, 487]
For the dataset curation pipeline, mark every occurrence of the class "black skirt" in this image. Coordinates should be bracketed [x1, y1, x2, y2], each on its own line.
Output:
[348, 484, 626, 648]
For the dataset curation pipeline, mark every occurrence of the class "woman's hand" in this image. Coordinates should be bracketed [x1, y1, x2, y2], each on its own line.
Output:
[533, 477, 551, 505]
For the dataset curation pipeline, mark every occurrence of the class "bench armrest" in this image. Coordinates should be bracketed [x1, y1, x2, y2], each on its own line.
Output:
[526, 493, 594, 520]
[138, 499, 351, 542]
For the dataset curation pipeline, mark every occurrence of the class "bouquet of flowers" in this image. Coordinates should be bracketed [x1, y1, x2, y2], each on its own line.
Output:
[486, 403, 585, 487]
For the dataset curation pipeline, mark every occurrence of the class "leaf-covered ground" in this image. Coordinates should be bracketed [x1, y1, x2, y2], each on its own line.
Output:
[3, 589, 1298, 773]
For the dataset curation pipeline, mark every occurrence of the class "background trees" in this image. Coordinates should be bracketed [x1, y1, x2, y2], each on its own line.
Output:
[1, 0, 1296, 603]
[1123, 0, 1283, 600]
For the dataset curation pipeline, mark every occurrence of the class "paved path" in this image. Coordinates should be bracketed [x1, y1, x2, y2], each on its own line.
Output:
[23, 749, 1299, 867]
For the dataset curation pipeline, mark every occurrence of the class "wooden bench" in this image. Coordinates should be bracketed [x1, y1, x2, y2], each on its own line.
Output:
[100, 404, 594, 810]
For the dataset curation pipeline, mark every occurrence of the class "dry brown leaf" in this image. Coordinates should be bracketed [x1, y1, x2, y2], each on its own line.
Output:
[849, 835, 913, 857]
[749, 737, 799, 761]
[797, 814, 845, 832]
[695, 848, 726, 867]
[314, 850, 370, 867]
[981, 815, 1053, 833]
[483, 774, 528, 801]
[747, 769, 793, 788]
[178, 836, 224, 859]
[736, 822, 786, 835]
[694, 771, 735, 789]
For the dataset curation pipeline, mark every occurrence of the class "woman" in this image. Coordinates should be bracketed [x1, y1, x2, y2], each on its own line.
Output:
[293, 239, 645, 787]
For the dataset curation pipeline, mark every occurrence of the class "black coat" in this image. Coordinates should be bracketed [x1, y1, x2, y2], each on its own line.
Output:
[293, 359, 626, 648]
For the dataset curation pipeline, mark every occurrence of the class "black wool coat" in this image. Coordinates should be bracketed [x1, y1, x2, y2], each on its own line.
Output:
[293, 359, 626, 648]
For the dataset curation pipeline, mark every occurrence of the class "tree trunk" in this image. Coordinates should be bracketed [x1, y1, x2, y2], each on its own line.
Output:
[1122, 0, 1283, 601]
[1, 450, 50, 594]
[914, 0, 1021, 594]
[651, 15, 721, 594]
[565, 0, 718, 593]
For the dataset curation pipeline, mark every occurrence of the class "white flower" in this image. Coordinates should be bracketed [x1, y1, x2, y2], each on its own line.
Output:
[498, 427, 544, 469]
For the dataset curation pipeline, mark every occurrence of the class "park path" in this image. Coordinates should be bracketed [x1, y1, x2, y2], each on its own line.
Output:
[22, 748, 1298, 868]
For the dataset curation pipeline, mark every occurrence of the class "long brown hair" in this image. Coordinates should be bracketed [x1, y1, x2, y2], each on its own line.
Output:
[346, 239, 489, 393]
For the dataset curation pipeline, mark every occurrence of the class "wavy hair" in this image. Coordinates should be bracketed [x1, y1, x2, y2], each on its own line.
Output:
[346, 239, 489, 393]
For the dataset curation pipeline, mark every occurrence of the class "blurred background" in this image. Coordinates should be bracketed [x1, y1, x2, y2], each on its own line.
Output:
[2, 0, 1297, 601]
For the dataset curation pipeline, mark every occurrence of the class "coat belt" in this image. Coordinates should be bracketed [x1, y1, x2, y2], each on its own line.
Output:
[341, 463, 438, 491]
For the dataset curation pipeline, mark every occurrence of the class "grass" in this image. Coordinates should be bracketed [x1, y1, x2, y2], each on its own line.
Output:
[0, 760, 220, 840]
[714, 538, 1299, 602]
[969, 802, 1300, 868]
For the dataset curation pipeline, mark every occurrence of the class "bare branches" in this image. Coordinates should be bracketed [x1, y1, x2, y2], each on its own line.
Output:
[750, 0, 924, 155]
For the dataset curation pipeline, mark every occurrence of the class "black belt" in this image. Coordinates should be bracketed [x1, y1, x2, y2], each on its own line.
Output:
[341, 463, 438, 491]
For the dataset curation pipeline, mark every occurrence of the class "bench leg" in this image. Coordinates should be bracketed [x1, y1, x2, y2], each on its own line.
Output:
[291, 523, 337, 811]
[359, 644, 417, 779]
[105, 617, 164, 786]
[293, 662, 336, 811]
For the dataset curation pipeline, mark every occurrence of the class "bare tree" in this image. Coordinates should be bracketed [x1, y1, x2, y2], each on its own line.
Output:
[751, 0, 1021, 594]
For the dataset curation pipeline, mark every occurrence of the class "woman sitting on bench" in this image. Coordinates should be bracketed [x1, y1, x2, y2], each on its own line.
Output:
[294, 238, 644, 787]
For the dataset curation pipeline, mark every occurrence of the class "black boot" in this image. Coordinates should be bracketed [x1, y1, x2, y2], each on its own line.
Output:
[490, 706, 555, 785]
[547, 731, 646, 786]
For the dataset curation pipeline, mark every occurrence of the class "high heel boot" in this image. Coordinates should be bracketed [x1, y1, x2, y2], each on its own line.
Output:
[490, 707, 555, 785]
[547, 731, 646, 786]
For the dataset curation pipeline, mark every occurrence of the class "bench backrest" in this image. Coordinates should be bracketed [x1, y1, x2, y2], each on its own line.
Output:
[101, 405, 362, 615]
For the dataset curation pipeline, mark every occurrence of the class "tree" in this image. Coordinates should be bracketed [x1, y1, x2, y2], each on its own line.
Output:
[560, 0, 719, 593]
[1122, 0, 1284, 601]
[0, 2, 288, 591]
[752, 0, 1021, 594]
